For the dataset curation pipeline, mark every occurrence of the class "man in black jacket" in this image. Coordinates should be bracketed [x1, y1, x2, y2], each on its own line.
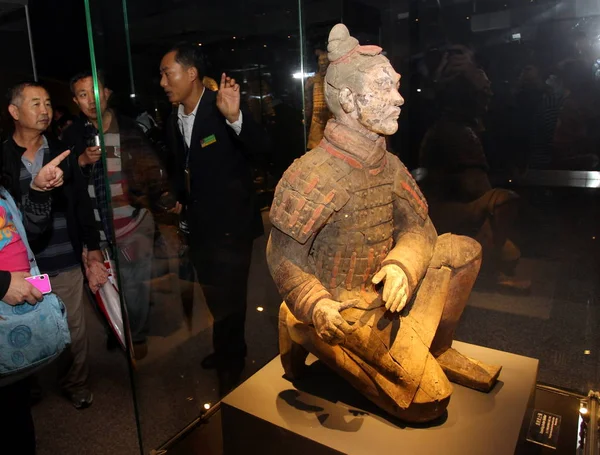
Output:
[4, 81, 104, 408]
[160, 43, 265, 394]
[160, 43, 266, 394]
[63, 71, 172, 360]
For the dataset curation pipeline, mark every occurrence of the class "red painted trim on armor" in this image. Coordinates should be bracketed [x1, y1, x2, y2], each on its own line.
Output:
[322, 142, 364, 169]
[330, 251, 343, 289]
[346, 251, 358, 290]
[304, 176, 319, 194]
[362, 247, 375, 290]
[379, 245, 389, 264]
[399, 165, 427, 206]
[401, 181, 427, 212]
[287, 168, 301, 185]
[302, 204, 325, 235]
[369, 156, 387, 176]
[302, 218, 316, 235]
[316, 249, 324, 278]
[274, 201, 285, 223]
[289, 211, 300, 227]
[295, 197, 306, 211]
[324, 190, 336, 204]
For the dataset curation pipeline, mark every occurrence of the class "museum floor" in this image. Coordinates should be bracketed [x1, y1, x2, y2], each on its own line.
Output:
[31, 186, 600, 455]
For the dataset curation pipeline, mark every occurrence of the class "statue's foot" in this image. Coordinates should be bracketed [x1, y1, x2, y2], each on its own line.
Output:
[496, 272, 532, 293]
[435, 348, 501, 393]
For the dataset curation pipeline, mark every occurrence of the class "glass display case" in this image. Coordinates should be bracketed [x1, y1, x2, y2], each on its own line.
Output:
[1, 0, 600, 454]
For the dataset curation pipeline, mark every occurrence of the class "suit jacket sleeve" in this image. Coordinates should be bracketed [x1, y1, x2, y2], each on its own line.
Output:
[62, 120, 94, 177]
[166, 113, 187, 203]
[230, 107, 272, 161]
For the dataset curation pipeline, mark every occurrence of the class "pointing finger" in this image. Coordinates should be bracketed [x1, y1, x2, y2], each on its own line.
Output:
[48, 150, 71, 167]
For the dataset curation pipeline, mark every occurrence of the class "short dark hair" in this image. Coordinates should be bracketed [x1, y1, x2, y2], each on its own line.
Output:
[167, 42, 207, 79]
[69, 70, 106, 95]
[6, 81, 46, 106]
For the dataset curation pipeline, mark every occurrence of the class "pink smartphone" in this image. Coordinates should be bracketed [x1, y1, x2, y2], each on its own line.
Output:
[25, 274, 52, 295]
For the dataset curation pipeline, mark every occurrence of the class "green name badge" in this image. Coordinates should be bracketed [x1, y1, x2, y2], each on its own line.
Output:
[201, 134, 217, 148]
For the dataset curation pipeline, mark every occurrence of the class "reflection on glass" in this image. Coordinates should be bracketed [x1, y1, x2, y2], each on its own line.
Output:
[116, 0, 305, 451]
[3, 0, 600, 453]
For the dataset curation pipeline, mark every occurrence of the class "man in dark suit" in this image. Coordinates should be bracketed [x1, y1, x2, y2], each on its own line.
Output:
[160, 43, 265, 394]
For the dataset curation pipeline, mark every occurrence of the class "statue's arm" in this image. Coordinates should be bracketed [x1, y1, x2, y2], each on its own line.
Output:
[381, 158, 437, 298]
[382, 213, 436, 297]
[267, 228, 332, 324]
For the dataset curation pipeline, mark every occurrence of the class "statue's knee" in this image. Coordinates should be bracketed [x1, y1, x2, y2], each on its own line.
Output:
[454, 235, 482, 266]
[432, 234, 482, 269]
[488, 188, 519, 211]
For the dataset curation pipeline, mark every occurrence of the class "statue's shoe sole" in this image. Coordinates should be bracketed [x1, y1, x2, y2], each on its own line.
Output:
[436, 347, 502, 393]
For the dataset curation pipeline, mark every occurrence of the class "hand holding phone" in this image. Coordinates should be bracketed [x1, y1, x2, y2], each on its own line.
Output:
[2, 272, 43, 305]
[25, 274, 52, 295]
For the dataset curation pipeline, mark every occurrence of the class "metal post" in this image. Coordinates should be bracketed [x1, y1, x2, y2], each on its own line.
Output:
[24, 4, 37, 81]
[298, 0, 308, 150]
[122, 0, 136, 97]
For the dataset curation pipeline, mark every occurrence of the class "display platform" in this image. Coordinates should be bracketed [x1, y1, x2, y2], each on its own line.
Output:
[221, 341, 539, 455]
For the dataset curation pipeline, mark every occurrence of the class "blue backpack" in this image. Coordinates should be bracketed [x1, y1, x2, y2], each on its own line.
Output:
[0, 187, 71, 386]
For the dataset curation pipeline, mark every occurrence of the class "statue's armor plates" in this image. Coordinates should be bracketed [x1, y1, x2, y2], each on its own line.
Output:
[271, 147, 428, 300]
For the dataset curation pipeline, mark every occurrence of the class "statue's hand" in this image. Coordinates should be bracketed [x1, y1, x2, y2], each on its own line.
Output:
[312, 298, 360, 345]
[372, 264, 409, 313]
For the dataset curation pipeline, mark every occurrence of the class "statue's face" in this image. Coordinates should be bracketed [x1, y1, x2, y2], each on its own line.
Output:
[355, 63, 404, 136]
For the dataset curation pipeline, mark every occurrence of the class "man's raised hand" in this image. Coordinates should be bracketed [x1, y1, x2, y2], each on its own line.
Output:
[216, 73, 241, 123]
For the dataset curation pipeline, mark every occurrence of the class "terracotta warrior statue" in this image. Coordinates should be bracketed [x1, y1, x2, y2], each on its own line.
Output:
[267, 24, 501, 423]
[305, 49, 333, 149]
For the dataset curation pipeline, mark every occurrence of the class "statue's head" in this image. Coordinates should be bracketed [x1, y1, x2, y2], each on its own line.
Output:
[325, 24, 404, 136]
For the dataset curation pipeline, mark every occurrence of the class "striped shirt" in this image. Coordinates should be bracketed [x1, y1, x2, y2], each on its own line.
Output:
[19, 136, 79, 273]
[87, 116, 146, 243]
